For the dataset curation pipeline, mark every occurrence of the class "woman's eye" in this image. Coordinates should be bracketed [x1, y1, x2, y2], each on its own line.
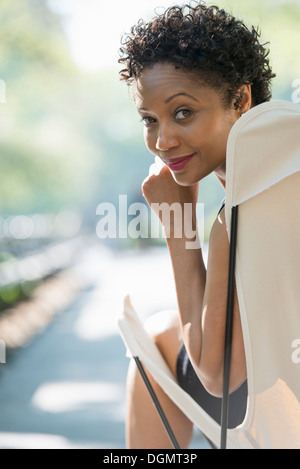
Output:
[140, 116, 157, 126]
[175, 109, 192, 120]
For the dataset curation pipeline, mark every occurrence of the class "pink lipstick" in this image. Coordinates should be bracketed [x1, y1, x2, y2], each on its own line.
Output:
[165, 154, 195, 171]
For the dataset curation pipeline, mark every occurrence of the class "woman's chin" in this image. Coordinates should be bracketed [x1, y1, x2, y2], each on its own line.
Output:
[171, 172, 199, 187]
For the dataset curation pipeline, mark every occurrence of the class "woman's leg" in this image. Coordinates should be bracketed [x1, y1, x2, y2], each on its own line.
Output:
[125, 309, 194, 449]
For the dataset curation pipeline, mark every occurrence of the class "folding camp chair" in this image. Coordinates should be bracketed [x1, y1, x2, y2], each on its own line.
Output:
[118, 100, 300, 449]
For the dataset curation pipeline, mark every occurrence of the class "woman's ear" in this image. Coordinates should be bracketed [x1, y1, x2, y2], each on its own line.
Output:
[234, 84, 252, 116]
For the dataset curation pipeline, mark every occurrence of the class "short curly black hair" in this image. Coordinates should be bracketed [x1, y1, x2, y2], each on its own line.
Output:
[119, 2, 275, 108]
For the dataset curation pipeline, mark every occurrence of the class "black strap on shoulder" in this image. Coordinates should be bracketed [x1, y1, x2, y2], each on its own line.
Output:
[218, 199, 225, 215]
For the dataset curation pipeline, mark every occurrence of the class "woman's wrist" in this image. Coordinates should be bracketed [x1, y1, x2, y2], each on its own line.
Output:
[165, 226, 201, 253]
[161, 204, 198, 245]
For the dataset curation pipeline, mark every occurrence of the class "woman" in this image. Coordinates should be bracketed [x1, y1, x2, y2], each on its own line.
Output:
[119, 2, 275, 448]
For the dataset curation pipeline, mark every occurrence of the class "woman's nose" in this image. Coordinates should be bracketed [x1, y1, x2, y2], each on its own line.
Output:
[155, 123, 179, 152]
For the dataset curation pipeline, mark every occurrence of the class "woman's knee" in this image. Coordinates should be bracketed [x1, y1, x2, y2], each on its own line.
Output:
[143, 309, 182, 375]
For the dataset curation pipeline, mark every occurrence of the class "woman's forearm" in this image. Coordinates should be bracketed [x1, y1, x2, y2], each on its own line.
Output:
[165, 231, 206, 369]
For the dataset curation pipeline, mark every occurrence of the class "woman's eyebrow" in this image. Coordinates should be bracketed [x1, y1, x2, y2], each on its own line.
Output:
[165, 92, 199, 103]
[137, 92, 199, 112]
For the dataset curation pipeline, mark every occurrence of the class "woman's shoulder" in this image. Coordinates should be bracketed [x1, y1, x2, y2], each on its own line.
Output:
[217, 198, 225, 215]
[209, 199, 227, 247]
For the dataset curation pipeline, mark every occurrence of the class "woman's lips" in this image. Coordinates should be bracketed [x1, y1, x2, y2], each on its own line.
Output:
[165, 153, 195, 171]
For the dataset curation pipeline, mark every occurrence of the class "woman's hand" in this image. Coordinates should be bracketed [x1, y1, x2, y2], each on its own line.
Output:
[142, 157, 199, 230]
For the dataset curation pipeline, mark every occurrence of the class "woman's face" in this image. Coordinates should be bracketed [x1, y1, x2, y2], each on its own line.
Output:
[135, 62, 240, 187]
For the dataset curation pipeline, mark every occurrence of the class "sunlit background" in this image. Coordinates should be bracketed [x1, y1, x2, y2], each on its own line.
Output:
[0, 0, 299, 449]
